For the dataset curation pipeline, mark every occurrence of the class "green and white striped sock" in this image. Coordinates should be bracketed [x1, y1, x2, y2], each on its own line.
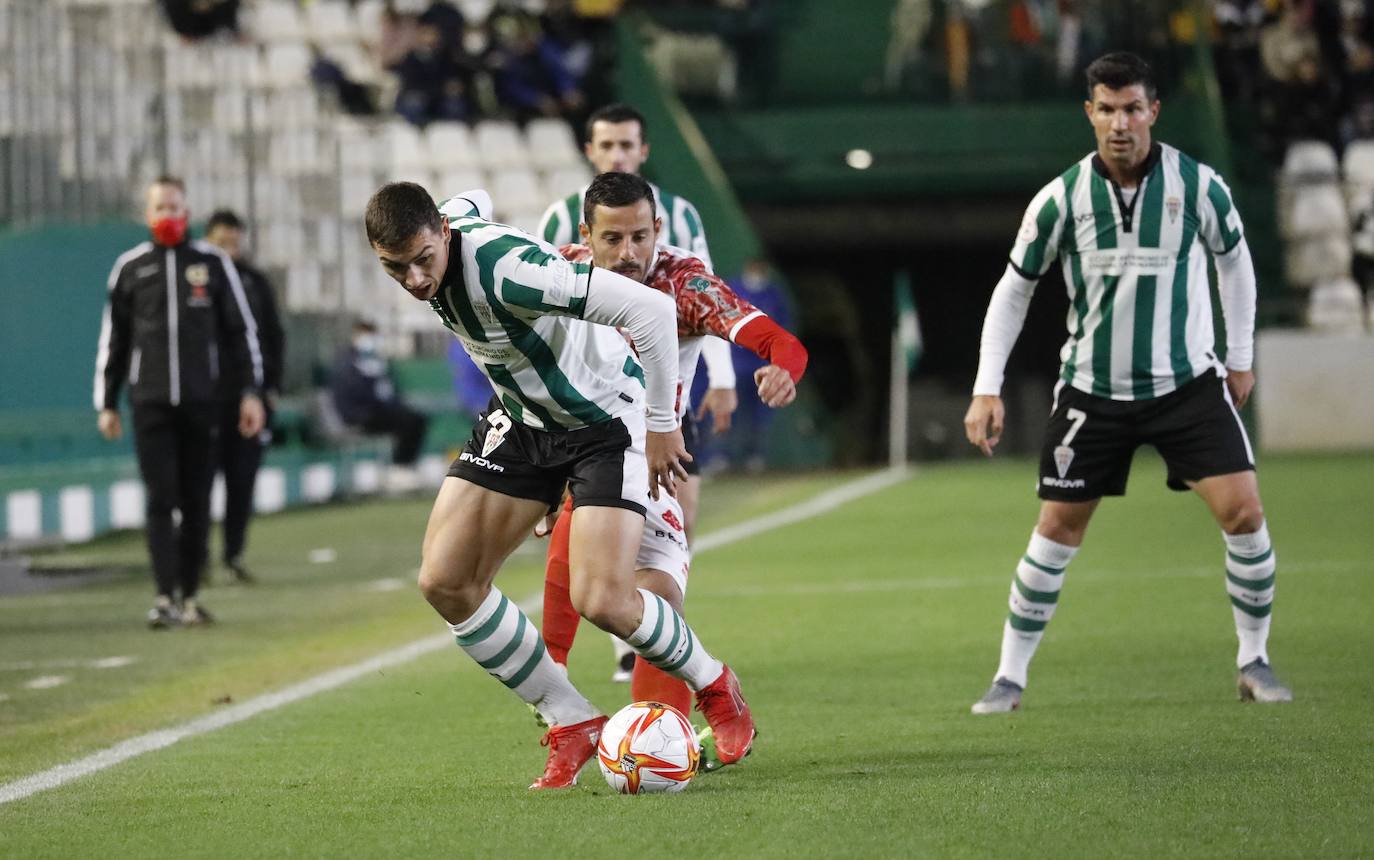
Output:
[449, 587, 600, 727]
[994, 531, 1078, 688]
[1224, 523, 1275, 668]
[626, 589, 723, 691]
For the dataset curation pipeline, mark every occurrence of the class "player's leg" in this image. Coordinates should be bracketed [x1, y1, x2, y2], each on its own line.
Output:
[175, 403, 217, 624]
[540, 496, 580, 666]
[421, 476, 605, 732]
[1155, 371, 1291, 702]
[973, 385, 1130, 713]
[131, 404, 182, 627]
[628, 494, 694, 718]
[566, 413, 755, 763]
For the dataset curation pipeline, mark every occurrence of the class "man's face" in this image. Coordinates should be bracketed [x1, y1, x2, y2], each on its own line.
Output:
[206, 225, 244, 261]
[1085, 83, 1158, 172]
[585, 120, 648, 175]
[580, 200, 660, 284]
[373, 222, 451, 301]
[144, 182, 187, 227]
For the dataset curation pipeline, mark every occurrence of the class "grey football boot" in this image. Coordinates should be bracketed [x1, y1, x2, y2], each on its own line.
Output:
[1237, 658, 1293, 703]
[970, 678, 1024, 714]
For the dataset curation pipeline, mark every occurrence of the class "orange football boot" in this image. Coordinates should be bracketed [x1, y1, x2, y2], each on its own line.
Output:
[694, 665, 755, 765]
[529, 715, 608, 790]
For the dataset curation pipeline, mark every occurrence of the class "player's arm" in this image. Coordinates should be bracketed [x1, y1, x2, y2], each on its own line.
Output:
[94, 257, 133, 439]
[684, 270, 808, 409]
[696, 336, 737, 433]
[966, 185, 1064, 456]
[206, 246, 266, 437]
[582, 268, 687, 498]
[1200, 170, 1257, 408]
[256, 271, 287, 404]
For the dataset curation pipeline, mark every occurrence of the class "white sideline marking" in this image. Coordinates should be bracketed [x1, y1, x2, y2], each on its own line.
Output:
[23, 676, 69, 690]
[0, 656, 137, 672]
[0, 469, 909, 806]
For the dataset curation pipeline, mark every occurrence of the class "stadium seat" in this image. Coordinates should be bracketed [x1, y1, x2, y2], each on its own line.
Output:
[544, 163, 593, 196]
[250, 0, 307, 42]
[263, 44, 312, 88]
[437, 168, 487, 197]
[426, 122, 480, 170]
[1306, 278, 1365, 333]
[525, 118, 582, 170]
[1285, 235, 1353, 288]
[355, 0, 386, 44]
[1280, 184, 1348, 240]
[1281, 140, 1340, 183]
[458, 0, 498, 21]
[490, 167, 546, 217]
[388, 120, 430, 175]
[305, 0, 358, 43]
[474, 120, 530, 169]
[1342, 140, 1374, 187]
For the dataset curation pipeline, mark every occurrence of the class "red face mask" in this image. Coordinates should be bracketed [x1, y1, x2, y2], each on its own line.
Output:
[150, 215, 188, 247]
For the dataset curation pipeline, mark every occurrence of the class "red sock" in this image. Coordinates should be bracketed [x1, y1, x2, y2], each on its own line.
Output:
[631, 657, 693, 718]
[541, 498, 579, 666]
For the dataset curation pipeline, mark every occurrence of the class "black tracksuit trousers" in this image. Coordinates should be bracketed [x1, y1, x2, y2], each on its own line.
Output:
[131, 402, 216, 601]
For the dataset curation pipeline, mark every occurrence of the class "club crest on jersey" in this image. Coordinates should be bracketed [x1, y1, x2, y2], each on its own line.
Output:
[185, 263, 210, 287]
[1167, 196, 1181, 223]
[482, 409, 513, 457]
[687, 276, 712, 293]
[1053, 445, 1075, 478]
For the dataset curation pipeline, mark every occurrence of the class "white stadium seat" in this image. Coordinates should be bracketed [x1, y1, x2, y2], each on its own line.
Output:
[525, 117, 582, 170]
[1342, 140, 1374, 187]
[387, 120, 430, 175]
[305, 0, 358, 43]
[262, 44, 312, 88]
[251, 0, 307, 42]
[544, 163, 593, 196]
[490, 167, 546, 218]
[1280, 184, 1348, 240]
[1306, 278, 1365, 334]
[474, 120, 529, 169]
[437, 168, 487, 198]
[1281, 140, 1340, 182]
[355, 0, 386, 45]
[1284, 234, 1353, 287]
[426, 122, 480, 170]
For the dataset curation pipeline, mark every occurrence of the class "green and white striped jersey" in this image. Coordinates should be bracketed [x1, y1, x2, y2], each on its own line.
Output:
[1010, 143, 1244, 400]
[537, 182, 713, 270]
[431, 194, 649, 431]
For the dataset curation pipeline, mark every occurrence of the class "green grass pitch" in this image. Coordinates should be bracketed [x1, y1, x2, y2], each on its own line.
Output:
[1, 454, 1370, 857]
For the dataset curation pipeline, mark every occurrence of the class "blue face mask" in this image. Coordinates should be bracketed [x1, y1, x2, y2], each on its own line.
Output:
[354, 334, 380, 354]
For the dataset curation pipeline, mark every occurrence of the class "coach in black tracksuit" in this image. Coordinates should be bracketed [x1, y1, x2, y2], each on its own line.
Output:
[94, 177, 265, 627]
[205, 210, 285, 583]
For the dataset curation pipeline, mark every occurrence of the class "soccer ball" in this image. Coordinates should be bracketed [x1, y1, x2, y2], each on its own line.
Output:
[596, 701, 701, 794]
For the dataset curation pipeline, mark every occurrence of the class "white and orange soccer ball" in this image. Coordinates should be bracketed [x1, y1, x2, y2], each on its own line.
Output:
[596, 701, 701, 794]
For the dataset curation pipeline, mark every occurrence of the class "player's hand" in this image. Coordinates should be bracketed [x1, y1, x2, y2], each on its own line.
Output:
[1226, 369, 1255, 410]
[646, 428, 691, 501]
[239, 394, 266, 438]
[97, 409, 122, 441]
[963, 395, 1005, 457]
[695, 386, 738, 434]
[754, 365, 796, 408]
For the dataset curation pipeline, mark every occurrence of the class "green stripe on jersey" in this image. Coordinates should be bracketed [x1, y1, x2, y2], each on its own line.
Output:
[1088, 171, 1118, 249]
[622, 355, 645, 386]
[1206, 178, 1242, 252]
[680, 200, 703, 246]
[1021, 196, 1060, 275]
[486, 362, 559, 429]
[1131, 169, 1166, 398]
[1059, 164, 1089, 385]
[439, 282, 488, 342]
[1091, 275, 1120, 398]
[1170, 153, 1200, 387]
[471, 233, 612, 426]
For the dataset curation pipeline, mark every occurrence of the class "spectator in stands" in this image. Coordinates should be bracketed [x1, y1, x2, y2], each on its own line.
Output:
[94, 177, 266, 628]
[485, 11, 585, 122]
[1213, 0, 1269, 105]
[446, 340, 494, 419]
[724, 259, 792, 472]
[393, 20, 477, 125]
[377, 1, 421, 71]
[1260, 0, 1340, 148]
[310, 46, 377, 116]
[205, 210, 286, 585]
[158, 0, 240, 40]
[330, 320, 428, 468]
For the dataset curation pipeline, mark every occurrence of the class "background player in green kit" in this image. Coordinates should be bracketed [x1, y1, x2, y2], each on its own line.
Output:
[963, 52, 1292, 713]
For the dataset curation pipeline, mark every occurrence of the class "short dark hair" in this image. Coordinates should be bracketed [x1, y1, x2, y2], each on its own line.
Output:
[150, 174, 185, 193]
[365, 182, 442, 250]
[585, 103, 647, 144]
[206, 209, 244, 233]
[1085, 52, 1158, 102]
[583, 172, 657, 227]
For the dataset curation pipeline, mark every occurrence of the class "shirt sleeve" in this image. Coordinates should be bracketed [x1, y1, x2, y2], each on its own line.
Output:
[93, 255, 133, 411]
[1199, 168, 1245, 255]
[1008, 181, 1067, 279]
[1213, 237, 1257, 371]
[972, 264, 1040, 396]
[677, 198, 712, 272]
[701, 336, 736, 388]
[582, 269, 680, 432]
[204, 246, 265, 392]
[537, 198, 575, 247]
[492, 244, 595, 320]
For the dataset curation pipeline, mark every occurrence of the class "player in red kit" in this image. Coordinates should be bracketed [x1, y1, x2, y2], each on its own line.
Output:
[541, 172, 808, 739]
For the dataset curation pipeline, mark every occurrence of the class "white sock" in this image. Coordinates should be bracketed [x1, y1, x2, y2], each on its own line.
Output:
[625, 588, 723, 690]
[449, 587, 600, 727]
[1224, 523, 1275, 668]
[994, 531, 1079, 688]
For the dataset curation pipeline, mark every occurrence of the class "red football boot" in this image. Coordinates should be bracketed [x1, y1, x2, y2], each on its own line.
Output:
[529, 715, 608, 790]
[694, 665, 755, 765]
